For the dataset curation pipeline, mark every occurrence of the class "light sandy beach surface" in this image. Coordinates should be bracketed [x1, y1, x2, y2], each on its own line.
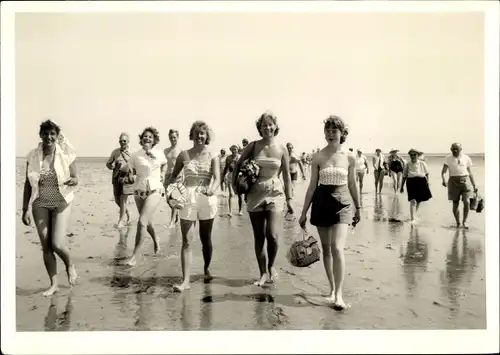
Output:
[15, 156, 485, 330]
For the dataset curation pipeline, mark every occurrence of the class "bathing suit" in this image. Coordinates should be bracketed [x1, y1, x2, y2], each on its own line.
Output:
[179, 150, 217, 221]
[246, 156, 285, 213]
[135, 188, 165, 200]
[389, 156, 404, 173]
[310, 166, 351, 226]
[32, 167, 68, 212]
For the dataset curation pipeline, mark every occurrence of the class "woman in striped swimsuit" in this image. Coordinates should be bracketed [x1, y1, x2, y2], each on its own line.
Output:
[21, 120, 79, 297]
[168, 121, 221, 291]
[233, 112, 294, 286]
[122, 127, 168, 267]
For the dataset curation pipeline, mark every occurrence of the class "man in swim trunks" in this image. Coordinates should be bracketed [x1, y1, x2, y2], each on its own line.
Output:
[441, 142, 478, 229]
[163, 129, 182, 228]
[106, 132, 133, 228]
[286, 143, 306, 183]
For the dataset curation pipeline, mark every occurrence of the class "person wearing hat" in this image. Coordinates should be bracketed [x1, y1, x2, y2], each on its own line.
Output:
[400, 148, 432, 223]
[372, 148, 387, 194]
[441, 143, 478, 229]
[387, 149, 406, 193]
[355, 148, 369, 196]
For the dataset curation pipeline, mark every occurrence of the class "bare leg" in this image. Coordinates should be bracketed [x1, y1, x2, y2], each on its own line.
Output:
[358, 173, 364, 197]
[227, 187, 233, 217]
[199, 219, 214, 282]
[374, 170, 379, 193]
[174, 219, 196, 291]
[51, 204, 77, 286]
[391, 172, 397, 193]
[126, 193, 162, 266]
[462, 198, 470, 228]
[452, 201, 460, 227]
[397, 172, 403, 191]
[147, 221, 160, 254]
[33, 207, 58, 296]
[317, 226, 334, 300]
[237, 194, 243, 215]
[265, 210, 281, 283]
[409, 200, 416, 223]
[378, 172, 385, 194]
[249, 211, 268, 286]
[117, 194, 129, 228]
[331, 223, 349, 310]
[415, 201, 421, 222]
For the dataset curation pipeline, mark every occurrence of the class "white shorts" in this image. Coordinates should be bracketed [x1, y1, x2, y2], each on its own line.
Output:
[179, 186, 218, 221]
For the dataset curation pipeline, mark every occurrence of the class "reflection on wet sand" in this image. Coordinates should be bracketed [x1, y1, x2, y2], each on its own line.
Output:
[44, 293, 73, 331]
[440, 229, 479, 313]
[400, 225, 429, 298]
[373, 194, 385, 222]
[199, 285, 213, 330]
[181, 292, 195, 330]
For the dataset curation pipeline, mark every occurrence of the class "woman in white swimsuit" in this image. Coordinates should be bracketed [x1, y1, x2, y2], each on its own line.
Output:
[22, 120, 78, 297]
[299, 115, 361, 311]
[233, 112, 294, 286]
[168, 121, 221, 291]
[122, 127, 168, 266]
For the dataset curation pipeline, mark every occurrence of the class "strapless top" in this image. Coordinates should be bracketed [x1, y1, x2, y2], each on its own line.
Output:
[318, 166, 348, 186]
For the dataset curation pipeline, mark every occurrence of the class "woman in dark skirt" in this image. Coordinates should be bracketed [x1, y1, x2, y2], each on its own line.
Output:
[400, 148, 432, 224]
[298, 115, 361, 311]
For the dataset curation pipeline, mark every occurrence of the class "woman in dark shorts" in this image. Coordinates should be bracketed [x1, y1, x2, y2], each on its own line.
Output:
[387, 149, 406, 193]
[299, 115, 361, 311]
[400, 149, 432, 224]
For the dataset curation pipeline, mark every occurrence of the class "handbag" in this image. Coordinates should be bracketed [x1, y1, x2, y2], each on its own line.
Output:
[287, 228, 321, 268]
[117, 151, 135, 194]
[235, 142, 260, 195]
[165, 181, 188, 210]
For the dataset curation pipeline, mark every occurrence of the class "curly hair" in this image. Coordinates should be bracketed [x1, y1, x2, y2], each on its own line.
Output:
[229, 144, 239, 151]
[256, 112, 280, 137]
[189, 120, 213, 145]
[324, 115, 348, 143]
[39, 119, 61, 137]
[138, 126, 160, 147]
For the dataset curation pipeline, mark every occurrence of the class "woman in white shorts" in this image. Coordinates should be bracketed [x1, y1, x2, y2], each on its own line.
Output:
[167, 121, 221, 291]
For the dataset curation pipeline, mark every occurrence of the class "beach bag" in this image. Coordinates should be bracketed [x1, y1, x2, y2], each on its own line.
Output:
[235, 142, 260, 195]
[117, 151, 135, 194]
[475, 195, 484, 213]
[165, 181, 188, 210]
[287, 229, 321, 268]
[470, 192, 478, 210]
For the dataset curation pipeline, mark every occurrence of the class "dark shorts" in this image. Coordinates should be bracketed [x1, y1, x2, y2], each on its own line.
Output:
[290, 172, 298, 181]
[390, 162, 404, 174]
[406, 177, 432, 202]
[448, 176, 473, 202]
[113, 182, 134, 198]
[310, 184, 351, 227]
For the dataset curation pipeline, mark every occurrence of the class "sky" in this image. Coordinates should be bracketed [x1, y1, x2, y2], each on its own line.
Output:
[15, 11, 485, 157]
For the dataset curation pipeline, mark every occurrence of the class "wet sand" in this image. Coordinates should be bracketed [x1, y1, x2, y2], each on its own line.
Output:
[15, 157, 485, 331]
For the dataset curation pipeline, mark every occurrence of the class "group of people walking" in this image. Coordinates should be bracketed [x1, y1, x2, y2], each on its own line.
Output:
[20, 115, 479, 311]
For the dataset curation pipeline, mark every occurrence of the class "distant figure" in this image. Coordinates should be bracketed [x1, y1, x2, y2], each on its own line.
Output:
[355, 149, 369, 196]
[286, 142, 306, 183]
[400, 149, 432, 224]
[441, 143, 478, 229]
[106, 133, 133, 228]
[22, 119, 79, 296]
[163, 129, 182, 228]
[372, 148, 386, 194]
[387, 149, 406, 193]
[417, 151, 426, 161]
[239, 138, 249, 153]
[218, 148, 227, 192]
[222, 145, 243, 216]
[348, 148, 354, 152]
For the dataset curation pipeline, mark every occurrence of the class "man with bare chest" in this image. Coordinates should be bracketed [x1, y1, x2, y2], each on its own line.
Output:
[163, 129, 182, 227]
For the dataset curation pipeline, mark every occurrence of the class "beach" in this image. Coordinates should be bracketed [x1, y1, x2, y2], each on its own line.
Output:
[15, 156, 486, 331]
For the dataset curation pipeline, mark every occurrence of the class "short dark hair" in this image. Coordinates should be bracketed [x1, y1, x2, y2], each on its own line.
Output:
[168, 129, 179, 137]
[39, 119, 61, 137]
[139, 127, 160, 147]
[324, 115, 348, 143]
[256, 112, 280, 137]
[189, 120, 213, 145]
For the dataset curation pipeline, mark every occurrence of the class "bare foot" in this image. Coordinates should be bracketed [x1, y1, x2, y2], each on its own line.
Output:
[227, 213, 232, 218]
[42, 285, 59, 297]
[333, 295, 350, 311]
[324, 291, 335, 303]
[67, 265, 78, 286]
[116, 220, 127, 229]
[462, 223, 469, 229]
[124, 256, 137, 267]
[153, 240, 160, 255]
[253, 274, 269, 286]
[204, 269, 214, 283]
[237, 211, 243, 216]
[267, 267, 279, 284]
[173, 282, 191, 292]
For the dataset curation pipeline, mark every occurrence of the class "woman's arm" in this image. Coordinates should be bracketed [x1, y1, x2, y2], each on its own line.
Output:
[299, 155, 320, 219]
[347, 154, 361, 209]
[167, 152, 185, 185]
[208, 156, 221, 195]
[364, 157, 369, 173]
[280, 145, 293, 201]
[22, 162, 32, 212]
[232, 141, 255, 187]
